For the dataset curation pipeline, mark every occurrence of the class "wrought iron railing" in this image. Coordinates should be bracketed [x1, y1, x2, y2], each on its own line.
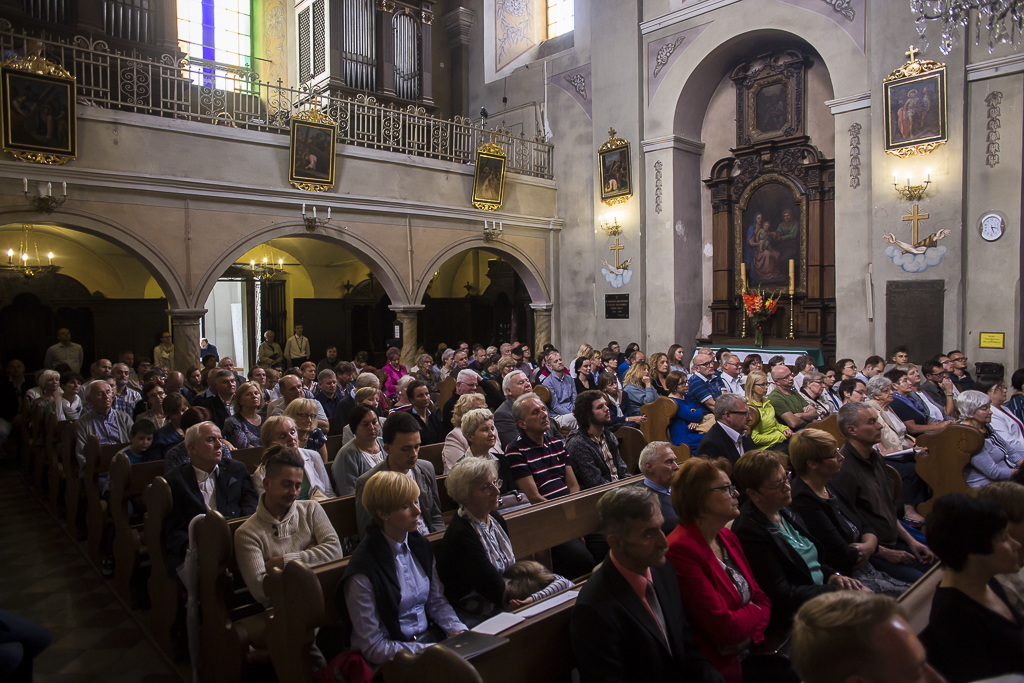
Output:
[0, 21, 555, 179]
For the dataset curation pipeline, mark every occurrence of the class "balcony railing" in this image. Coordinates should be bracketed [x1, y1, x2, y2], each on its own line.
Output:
[0, 21, 555, 179]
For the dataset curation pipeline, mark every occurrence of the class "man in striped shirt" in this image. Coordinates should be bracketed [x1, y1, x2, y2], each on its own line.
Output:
[505, 393, 581, 503]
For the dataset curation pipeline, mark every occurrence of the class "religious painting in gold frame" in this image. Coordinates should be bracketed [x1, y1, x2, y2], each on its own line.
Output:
[289, 110, 337, 192]
[733, 174, 807, 295]
[472, 141, 506, 211]
[883, 51, 947, 159]
[1, 55, 77, 165]
[731, 50, 808, 147]
[599, 128, 632, 206]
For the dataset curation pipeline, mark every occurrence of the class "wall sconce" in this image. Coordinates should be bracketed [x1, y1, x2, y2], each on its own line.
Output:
[483, 220, 503, 242]
[23, 178, 67, 214]
[598, 214, 623, 237]
[893, 170, 931, 201]
[301, 204, 331, 232]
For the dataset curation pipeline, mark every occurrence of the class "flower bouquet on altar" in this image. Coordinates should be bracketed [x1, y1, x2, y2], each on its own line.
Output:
[742, 287, 782, 347]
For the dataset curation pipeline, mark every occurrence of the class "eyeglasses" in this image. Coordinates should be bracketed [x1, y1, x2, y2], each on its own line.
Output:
[761, 478, 791, 492]
[486, 479, 503, 492]
[950, 356, 967, 362]
[726, 410, 749, 416]
[694, 361, 713, 368]
[710, 484, 738, 496]
[753, 381, 767, 387]
[296, 413, 317, 420]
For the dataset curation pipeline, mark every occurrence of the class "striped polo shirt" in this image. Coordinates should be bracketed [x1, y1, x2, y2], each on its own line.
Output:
[505, 433, 570, 499]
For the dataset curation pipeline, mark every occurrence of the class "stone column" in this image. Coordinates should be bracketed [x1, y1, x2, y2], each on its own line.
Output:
[442, 6, 474, 117]
[167, 308, 207, 373]
[389, 305, 425, 369]
[531, 303, 553, 350]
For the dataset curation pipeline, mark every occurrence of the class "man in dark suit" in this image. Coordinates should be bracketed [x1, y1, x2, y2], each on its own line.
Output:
[165, 421, 258, 574]
[571, 487, 723, 683]
[638, 441, 680, 536]
[195, 368, 236, 430]
[696, 393, 756, 466]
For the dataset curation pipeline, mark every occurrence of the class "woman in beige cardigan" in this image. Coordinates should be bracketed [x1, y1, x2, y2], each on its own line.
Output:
[865, 375, 913, 454]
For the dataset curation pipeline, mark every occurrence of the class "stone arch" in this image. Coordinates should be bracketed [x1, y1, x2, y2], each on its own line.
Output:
[644, 1, 868, 140]
[413, 237, 550, 305]
[0, 207, 189, 309]
[196, 221, 410, 308]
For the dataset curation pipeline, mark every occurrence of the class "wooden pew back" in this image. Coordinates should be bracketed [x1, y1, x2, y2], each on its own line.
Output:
[419, 443, 444, 474]
[808, 413, 845, 447]
[109, 455, 166, 606]
[914, 423, 985, 516]
[615, 426, 647, 475]
[436, 377, 457, 415]
[639, 397, 691, 462]
[897, 564, 946, 635]
[45, 415, 72, 512]
[533, 384, 552, 407]
[143, 476, 177, 657]
[84, 437, 128, 565]
[232, 445, 265, 473]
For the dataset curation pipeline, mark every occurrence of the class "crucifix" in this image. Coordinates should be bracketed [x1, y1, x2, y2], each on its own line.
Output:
[610, 237, 625, 269]
[902, 204, 929, 245]
[905, 45, 920, 63]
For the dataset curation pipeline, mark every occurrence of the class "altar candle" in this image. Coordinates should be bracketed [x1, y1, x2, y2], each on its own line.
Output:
[22, 178, 27, 192]
[740, 263, 746, 292]
[789, 259, 795, 295]
[47, 182, 52, 197]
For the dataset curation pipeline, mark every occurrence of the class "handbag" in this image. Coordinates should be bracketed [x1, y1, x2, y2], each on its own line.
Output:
[695, 413, 716, 434]
[497, 490, 531, 513]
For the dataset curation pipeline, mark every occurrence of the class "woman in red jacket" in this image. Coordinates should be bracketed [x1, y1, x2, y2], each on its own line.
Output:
[665, 457, 772, 683]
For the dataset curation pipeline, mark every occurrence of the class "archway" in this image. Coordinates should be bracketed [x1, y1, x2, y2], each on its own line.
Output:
[0, 221, 172, 371]
[413, 237, 550, 305]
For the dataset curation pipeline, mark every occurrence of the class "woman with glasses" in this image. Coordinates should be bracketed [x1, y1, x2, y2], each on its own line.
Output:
[957, 390, 1022, 488]
[284, 398, 329, 465]
[732, 450, 868, 633]
[741, 354, 763, 382]
[788, 430, 912, 597]
[438, 457, 572, 622]
[223, 381, 264, 449]
[745, 371, 792, 451]
[863, 376, 912, 453]
[665, 457, 772, 682]
[836, 378, 866, 405]
[798, 371, 835, 420]
[976, 377, 1024, 458]
[666, 371, 705, 451]
[885, 368, 951, 437]
[256, 415, 334, 499]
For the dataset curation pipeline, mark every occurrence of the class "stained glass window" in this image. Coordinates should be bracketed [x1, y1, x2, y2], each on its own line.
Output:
[177, 0, 252, 90]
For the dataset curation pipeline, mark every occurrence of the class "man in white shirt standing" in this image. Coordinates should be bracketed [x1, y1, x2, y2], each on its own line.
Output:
[44, 328, 84, 373]
[284, 324, 310, 368]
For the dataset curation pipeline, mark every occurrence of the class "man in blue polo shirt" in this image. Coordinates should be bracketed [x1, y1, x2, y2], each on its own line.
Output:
[686, 351, 725, 416]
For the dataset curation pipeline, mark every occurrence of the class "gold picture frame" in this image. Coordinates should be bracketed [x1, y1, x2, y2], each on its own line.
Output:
[883, 52, 947, 159]
[472, 141, 506, 211]
[1, 54, 77, 165]
[733, 174, 808, 296]
[289, 109, 337, 192]
[599, 128, 632, 206]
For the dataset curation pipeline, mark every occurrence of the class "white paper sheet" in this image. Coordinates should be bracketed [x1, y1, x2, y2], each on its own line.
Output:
[472, 612, 525, 635]
[514, 588, 579, 618]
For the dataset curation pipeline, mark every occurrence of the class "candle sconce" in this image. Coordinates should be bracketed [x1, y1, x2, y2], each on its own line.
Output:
[893, 171, 931, 201]
[23, 178, 67, 214]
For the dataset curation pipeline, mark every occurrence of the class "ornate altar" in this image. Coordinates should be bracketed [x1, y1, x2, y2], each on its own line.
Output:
[702, 49, 836, 365]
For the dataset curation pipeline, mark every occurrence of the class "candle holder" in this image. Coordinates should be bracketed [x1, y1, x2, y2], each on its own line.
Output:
[301, 204, 332, 233]
[893, 177, 931, 201]
[23, 179, 67, 214]
[788, 292, 795, 339]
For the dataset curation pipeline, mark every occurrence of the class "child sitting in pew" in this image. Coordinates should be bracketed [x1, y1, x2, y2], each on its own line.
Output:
[116, 419, 156, 465]
[502, 560, 574, 609]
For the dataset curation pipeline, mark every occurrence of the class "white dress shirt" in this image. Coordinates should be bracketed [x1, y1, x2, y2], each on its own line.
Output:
[193, 464, 219, 511]
[718, 422, 747, 458]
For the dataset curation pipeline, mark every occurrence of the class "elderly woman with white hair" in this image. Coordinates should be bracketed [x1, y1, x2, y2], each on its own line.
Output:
[437, 457, 572, 621]
[252, 415, 334, 499]
[958, 390, 1023, 488]
[441, 392, 496, 473]
[455, 407, 511, 490]
[864, 375, 913, 454]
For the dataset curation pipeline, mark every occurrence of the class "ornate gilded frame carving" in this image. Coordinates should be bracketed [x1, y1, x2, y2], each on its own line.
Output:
[289, 109, 337, 192]
[1, 54, 77, 165]
[733, 173, 808, 296]
[731, 50, 809, 147]
[599, 128, 632, 206]
[883, 55, 947, 159]
[472, 140, 506, 211]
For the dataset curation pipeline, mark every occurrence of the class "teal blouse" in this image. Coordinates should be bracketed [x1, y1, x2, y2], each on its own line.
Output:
[774, 516, 824, 585]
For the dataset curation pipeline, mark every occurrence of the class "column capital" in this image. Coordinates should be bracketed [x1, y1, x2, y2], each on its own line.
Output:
[442, 7, 475, 46]
[166, 308, 208, 320]
[529, 303, 554, 312]
[388, 305, 427, 314]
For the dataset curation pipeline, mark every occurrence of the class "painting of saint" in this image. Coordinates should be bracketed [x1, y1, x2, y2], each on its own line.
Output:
[884, 68, 946, 153]
[754, 82, 789, 135]
[291, 124, 333, 181]
[472, 152, 506, 208]
[2, 70, 75, 155]
[599, 141, 633, 204]
[740, 181, 801, 287]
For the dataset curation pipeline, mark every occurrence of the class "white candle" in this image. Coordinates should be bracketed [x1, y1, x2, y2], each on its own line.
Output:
[302, 203, 306, 215]
[62, 182, 66, 196]
[22, 178, 27, 192]
[327, 207, 331, 220]
[47, 182, 52, 196]
[313, 207, 317, 218]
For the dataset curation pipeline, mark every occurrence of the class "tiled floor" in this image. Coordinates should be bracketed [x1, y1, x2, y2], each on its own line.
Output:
[0, 462, 182, 683]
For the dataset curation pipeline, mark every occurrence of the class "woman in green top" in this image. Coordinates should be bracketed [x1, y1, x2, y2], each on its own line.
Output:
[745, 370, 792, 452]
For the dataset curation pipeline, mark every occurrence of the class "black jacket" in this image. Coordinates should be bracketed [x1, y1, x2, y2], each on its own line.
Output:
[571, 557, 723, 683]
[412, 408, 446, 446]
[641, 480, 678, 536]
[437, 510, 509, 612]
[195, 393, 231, 430]
[731, 499, 839, 632]
[564, 428, 628, 490]
[164, 458, 258, 574]
[695, 423, 756, 467]
[789, 477, 876, 575]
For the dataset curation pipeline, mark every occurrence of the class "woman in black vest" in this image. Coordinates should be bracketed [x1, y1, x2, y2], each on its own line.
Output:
[341, 471, 466, 667]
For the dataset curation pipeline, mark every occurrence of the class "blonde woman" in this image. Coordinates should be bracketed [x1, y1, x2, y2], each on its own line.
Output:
[621, 362, 657, 417]
[254, 415, 334, 499]
[285, 397, 329, 464]
[745, 370, 792, 451]
[570, 343, 595, 377]
[442, 392, 492, 473]
[648, 352, 671, 397]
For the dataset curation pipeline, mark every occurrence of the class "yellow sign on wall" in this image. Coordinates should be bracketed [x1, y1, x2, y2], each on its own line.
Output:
[979, 332, 1005, 349]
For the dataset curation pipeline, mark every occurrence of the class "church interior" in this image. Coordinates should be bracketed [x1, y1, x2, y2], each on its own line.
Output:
[2, 0, 1024, 680]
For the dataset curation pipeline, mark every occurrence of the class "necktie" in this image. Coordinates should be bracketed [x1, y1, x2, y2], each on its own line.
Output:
[645, 580, 670, 649]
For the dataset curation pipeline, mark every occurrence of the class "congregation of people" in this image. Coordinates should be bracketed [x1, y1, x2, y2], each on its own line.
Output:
[6, 325, 1024, 683]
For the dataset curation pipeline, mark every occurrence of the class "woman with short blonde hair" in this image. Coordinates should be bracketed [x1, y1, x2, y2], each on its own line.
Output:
[285, 397, 328, 463]
[441, 392, 492, 472]
[745, 371, 791, 451]
[255, 415, 334, 499]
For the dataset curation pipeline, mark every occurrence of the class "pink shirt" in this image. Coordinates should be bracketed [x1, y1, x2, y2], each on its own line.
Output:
[608, 551, 666, 641]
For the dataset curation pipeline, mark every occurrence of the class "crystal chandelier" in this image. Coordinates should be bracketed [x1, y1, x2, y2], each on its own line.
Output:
[911, 0, 1024, 54]
[1, 225, 59, 280]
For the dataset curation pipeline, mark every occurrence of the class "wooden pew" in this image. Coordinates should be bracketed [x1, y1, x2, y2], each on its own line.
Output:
[325, 434, 344, 457]
[383, 643, 485, 683]
[808, 413, 845, 447]
[109, 454, 165, 606]
[29, 404, 47, 489]
[914, 423, 985, 516]
[45, 415, 73, 513]
[419, 442, 444, 474]
[747, 405, 761, 431]
[231, 445, 265, 473]
[264, 474, 646, 683]
[614, 426, 647, 474]
[639, 397, 691, 461]
[437, 377, 456, 415]
[533, 384, 552, 407]
[896, 563, 946, 635]
[143, 476, 178, 657]
[64, 428, 85, 539]
[83, 437, 128, 565]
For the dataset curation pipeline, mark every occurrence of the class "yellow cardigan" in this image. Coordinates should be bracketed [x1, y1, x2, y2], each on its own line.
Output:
[749, 399, 789, 447]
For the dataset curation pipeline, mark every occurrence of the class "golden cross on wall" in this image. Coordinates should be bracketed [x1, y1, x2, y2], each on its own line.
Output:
[902, 204, 929, 245]
[610, 237, 624, 269]
[905, 45, 920, 63]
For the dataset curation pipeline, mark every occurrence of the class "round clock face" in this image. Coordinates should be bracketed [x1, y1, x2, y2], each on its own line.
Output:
[981, 213, 1004, 242]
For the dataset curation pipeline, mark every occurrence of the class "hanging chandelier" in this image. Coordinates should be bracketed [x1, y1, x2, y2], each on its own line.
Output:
[911, 0, 1024, 54]
[0, 225, 59, 279]
[249, 242, 284, 281]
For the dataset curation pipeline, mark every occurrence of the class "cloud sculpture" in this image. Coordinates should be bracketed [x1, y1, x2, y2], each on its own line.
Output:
[885, 245, 946, 273]
[602, 266, 633, 289]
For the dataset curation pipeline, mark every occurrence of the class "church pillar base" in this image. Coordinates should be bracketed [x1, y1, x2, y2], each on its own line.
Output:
[167, 309, 207, 373]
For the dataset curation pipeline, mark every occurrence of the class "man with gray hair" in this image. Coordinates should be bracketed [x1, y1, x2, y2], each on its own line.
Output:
[494, 370, 558, 456]
[111, 362, 142, 416]
[717, 354, 745, 395]
[687, 351, 725, 415]
[74, 379, 134, 469]
[269, 374, 328, 430]
[696, 393, 756, 466]
[441, 368, 482, 436]
[571, 486, 721, 683]
[196, 368, 237, 430]
[639, 441, 680, 536]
